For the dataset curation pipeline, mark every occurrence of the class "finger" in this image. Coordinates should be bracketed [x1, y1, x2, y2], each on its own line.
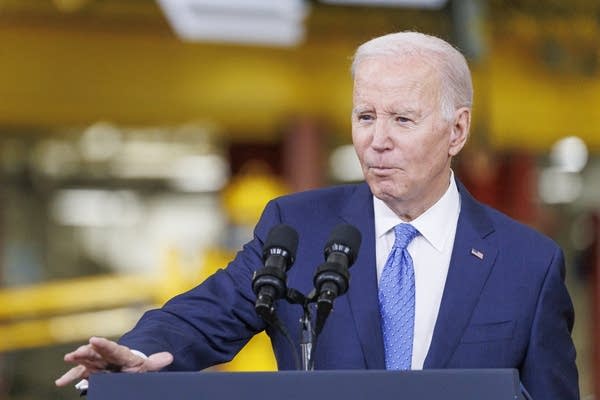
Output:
[141, 352, 173, 372]
[55, 365, 88, 387]
[68, 356, 107, 372]
[64, 344, 102, 364]
[89, 337, 142, 369]
[66, 348, 103, 365]
[65, 346, 106, 372]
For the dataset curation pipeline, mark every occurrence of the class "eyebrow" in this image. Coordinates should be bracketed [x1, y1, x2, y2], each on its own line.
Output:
[394, 108, 421, 117]
[352, 106, 422, 118]
[352, 106, 371, 114]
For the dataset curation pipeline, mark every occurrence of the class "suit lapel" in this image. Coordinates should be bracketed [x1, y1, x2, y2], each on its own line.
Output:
[340, 183, 386, 369]
[424, 182, 498, 368]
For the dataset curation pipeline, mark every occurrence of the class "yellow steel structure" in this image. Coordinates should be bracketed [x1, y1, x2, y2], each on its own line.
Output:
[0, 307, 147, 353]
[0, 8, 599, 151]
[0, 247, 277, 371]
[0, 275, 156, 320]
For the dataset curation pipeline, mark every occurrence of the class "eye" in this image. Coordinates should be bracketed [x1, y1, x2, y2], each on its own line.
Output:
[357, 113, 374, 122]
[395, 116, 412, 124]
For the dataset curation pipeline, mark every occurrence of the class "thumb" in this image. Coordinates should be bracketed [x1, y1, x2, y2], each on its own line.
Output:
[144, 352, 173, 372]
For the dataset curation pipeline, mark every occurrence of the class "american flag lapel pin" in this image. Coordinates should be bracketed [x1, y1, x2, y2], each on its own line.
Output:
[470, 248, 484, 260]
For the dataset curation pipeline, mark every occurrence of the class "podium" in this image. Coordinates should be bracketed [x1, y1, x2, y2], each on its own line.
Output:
[87, 369, 526, 400]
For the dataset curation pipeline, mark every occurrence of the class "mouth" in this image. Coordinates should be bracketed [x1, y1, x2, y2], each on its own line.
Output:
[368, 165, 397, 176]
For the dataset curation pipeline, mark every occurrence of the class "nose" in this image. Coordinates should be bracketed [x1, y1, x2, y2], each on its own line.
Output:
[370, 118, 392, 151]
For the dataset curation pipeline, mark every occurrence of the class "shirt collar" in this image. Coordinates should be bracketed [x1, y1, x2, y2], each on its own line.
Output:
[373, 171, 461, 252]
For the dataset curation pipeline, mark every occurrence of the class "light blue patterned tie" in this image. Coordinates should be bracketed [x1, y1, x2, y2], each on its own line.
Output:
[379, 223, 419, 370]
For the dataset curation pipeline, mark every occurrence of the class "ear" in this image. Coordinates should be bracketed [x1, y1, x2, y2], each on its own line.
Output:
[448, 107, 471, 156]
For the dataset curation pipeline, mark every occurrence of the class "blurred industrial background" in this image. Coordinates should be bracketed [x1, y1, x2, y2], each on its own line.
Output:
[0, 0, 599, 398]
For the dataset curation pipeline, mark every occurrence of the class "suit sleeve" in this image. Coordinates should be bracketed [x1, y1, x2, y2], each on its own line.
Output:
[520, 247, 579, 400]
[117, 199, 283, 371]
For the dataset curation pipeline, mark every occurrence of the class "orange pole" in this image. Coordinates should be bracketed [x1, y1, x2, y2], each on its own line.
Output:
[282, 117, 326, 192]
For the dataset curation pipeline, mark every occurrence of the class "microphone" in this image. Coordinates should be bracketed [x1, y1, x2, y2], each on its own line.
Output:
[313, 224, 362, 320]
[252, 224, 299, 319]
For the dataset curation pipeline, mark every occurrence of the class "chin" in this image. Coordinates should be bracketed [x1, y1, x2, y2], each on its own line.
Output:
[368, 183, 404, 203]
[376, 190, 403, 203]
[366, 172, 400, 191]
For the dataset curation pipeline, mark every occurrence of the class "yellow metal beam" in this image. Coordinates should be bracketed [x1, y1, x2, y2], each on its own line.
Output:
[0, 247, 276, 370]
[1, 19, 599, 151]
[0, 307, 145, 352]
[0, 275, 156, 320]
[0, 250, 276, 372]
[0, 306, 277, 371]
[484, 39, 600, 151]
[0, 23, 354, 142]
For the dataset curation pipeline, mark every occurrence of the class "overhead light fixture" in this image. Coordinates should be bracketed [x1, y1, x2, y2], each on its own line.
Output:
[157, 0, 309, 47]
[169, 154, 230, 192]
[320, 0, 447, 9]
[538, 167, 583, 205]
[51, 189, 141, 227]
[329, 144, 363, 182]
[550, 136, 588, 173]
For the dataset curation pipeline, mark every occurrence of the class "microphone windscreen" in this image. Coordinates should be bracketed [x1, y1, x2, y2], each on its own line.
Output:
[325, 224, 362, 265]
[263, 224, 299, 262]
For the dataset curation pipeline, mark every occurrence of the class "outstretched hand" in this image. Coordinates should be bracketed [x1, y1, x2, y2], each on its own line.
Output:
[55, 337, 173, 387]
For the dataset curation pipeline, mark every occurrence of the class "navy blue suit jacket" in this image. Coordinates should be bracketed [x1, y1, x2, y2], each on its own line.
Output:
[120, 181, 579, 399]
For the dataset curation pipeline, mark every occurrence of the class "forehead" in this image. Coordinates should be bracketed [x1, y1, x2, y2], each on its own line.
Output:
[352, 55, 440, 103]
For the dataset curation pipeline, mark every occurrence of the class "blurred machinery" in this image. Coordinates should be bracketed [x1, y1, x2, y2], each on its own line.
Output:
[0, 158, 286, 370]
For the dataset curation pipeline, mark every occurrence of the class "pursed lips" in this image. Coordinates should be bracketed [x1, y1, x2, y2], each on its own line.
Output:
[367, 165, 398, 176]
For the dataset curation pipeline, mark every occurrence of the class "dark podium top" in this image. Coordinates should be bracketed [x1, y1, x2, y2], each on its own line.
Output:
[88, 369, 525, 400]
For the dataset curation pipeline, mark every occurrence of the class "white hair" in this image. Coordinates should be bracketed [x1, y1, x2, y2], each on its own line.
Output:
[351, 31, 473, 121]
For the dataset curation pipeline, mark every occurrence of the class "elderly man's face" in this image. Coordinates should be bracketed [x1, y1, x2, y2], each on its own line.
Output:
[352, 55, 467, 219]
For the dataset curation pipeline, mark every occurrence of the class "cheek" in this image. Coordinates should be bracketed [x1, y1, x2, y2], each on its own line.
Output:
[401, 132, 447, 173]
[399, 138, 429, 163]
[419, 125, 451, 156]
[351, 124, 362, 141]
[351, 130, 367, 158]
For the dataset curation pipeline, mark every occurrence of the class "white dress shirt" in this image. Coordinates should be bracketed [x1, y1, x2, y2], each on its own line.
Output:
[374, 173, 460, 369]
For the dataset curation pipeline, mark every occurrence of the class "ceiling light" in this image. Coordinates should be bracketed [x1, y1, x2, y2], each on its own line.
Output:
[169, 154, 230, 192]
[157, 0, 309, 46]
[80, 122, 122, 163]
[538, 167, 583, 205]
[329, 145, 363, 182]
[550, 136, 588, 173]
[51, 190, 141, 227]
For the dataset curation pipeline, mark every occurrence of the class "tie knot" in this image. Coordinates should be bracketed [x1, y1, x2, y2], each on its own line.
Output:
[393, 223, 419, 249]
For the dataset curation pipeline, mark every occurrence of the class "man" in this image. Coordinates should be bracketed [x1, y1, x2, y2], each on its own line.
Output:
[56, 32, 579, 399]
